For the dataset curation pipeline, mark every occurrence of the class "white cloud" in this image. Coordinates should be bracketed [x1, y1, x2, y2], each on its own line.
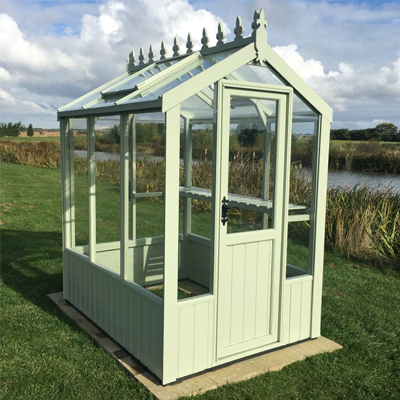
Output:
[0, 0, 399, 129]
[0, 0, 228, 127]
[0, 66, 12, 83]
[274, 44, 325, 80]
[373, 119, 388, 124]
[275, 44, 400, 113]
[0, 13, 77, 73]
[0, 89, 54, 115]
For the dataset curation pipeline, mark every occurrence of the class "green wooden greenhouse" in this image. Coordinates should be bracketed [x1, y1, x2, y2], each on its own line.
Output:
[57, 9, 332, 385]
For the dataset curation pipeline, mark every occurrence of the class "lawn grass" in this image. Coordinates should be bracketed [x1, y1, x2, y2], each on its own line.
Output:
[0, 136, 60, 142]
[330, 140, 400, 147]
[1, 161, 400, 399]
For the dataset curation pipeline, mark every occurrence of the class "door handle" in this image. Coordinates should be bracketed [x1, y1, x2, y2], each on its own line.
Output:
[221, 196, 239, 226]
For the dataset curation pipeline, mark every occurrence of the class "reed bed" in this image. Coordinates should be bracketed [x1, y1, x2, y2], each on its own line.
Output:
[0, 140, 60, 168]
[1, 140, 399, 271]
[329, 142, 400, 173]
[326, 185, 400, 270]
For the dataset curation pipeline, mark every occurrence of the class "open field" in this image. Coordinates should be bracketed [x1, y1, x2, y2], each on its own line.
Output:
[0, 136, 61, 142]
[1, 161, 400, 399]
[330, 140, 400, 147]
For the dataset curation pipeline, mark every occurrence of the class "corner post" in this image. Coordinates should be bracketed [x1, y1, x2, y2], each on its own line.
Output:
[120, 114, 131, 280]
[60, 118, 70, 250]
[130, 115, 137, 242]
[162, 105, 180, 384]
[183, 116, 192, 235]
[68, 120, 75, 248]
[87, 117, 97, 262]
[262, 122, 272, 228]
[309, 115, 331, 337]
[182, 116, 192, 277]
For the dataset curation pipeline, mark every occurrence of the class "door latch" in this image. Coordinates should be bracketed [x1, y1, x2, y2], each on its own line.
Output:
[221, 196, 239, 226]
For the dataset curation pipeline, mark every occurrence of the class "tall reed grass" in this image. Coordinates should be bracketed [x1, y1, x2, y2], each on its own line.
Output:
[326, 185, 400, 269]
[329, 142, 400, 173]
[1, 140, 399, 271]
[0, 141, 60, 168]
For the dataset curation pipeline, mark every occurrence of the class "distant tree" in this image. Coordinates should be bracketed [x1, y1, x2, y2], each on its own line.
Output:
[330, 128, 350, 140]
[110, 124, 119, 143]
[0, 121, 24, 137]
[349, 128, 372, 141]
[237, 123, 261, 147]
[373, 123, 399, 142]
[27, 123, 34, 137]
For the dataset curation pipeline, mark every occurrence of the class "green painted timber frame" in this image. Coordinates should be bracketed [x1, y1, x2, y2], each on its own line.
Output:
[58, 8, 332, 385]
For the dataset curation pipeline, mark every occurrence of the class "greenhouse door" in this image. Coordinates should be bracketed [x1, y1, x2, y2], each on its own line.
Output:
[216, 82, 292, 360]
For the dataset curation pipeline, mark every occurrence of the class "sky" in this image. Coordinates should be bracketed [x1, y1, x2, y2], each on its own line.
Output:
[0, 0, 399, 129]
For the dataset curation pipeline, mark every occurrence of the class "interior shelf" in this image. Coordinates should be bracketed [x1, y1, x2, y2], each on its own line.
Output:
[179, 186, 309, 217]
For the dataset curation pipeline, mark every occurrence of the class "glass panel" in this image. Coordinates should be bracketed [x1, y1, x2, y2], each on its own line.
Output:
[93, 118, 121, 249]
[175, 92, 217, 299]
[124, 49, 237, 104]
[72, 118, 88, 247]
[226, 96, 277, 234]
[286, 221, 310, 277]
[102, 60, 178, 95]
[123, 113, 166, 299]
[290, 94, 318, 209]
[62, 73, 129, 111]
[233, 63, 285, 86]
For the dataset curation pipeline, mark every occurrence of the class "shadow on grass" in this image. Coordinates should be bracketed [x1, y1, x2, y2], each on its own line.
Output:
[1, 229, 65, 316]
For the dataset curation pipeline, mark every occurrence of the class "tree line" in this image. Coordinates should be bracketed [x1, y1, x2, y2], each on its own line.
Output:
[330, 123, 400, 142]
[0, 122, 34, 137]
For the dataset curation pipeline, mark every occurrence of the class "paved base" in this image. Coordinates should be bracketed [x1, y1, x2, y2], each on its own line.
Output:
[48, 292, 342, 400]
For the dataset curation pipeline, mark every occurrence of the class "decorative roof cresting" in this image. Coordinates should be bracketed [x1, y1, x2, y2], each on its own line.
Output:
[126, 9, 268, 72]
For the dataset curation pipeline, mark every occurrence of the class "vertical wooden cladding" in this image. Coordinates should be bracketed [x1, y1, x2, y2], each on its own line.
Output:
[283, 278, 313, 343]
[64, 249, 163, 379]
[176, 297, 214, 378]
[218, 241, 274, 357]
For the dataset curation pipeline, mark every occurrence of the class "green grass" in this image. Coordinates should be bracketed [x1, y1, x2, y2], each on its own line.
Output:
[0, 136, 60, 142]
[330, 140, 400, 147]
[0, 136, 85, 142]
[1, 161, 400, 399]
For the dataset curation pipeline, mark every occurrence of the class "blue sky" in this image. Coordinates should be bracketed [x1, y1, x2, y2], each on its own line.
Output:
[0, 0, 399, 129]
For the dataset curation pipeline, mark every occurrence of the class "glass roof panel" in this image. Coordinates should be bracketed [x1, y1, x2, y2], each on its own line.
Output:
[102, 60, 178, 95]
[293, 92, 317, 117]
[123, 49, 237, 105]
[232, 64, 285, 86]
[181, 87, 214, 123]
[61, 73, 129, 112]
[228, 63, 318, 121]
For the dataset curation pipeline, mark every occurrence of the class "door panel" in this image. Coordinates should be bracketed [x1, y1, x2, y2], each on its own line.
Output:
[216, 83, 292, 360]
[218, 241, 275, 357]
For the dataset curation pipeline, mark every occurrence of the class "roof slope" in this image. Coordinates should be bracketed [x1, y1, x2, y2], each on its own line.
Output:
[58, 9, 332, 123]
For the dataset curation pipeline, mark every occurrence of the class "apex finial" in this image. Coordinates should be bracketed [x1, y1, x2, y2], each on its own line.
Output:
[173, 37, 180, 57]
[186, 33, 194, 54]
[252, 9, 267, 35]
[216, 22, 225, 46]
[160, 40, 167, 60]
[201, 28, 210, 50]
[234, 16, 244, 41]
[148, 45, 155, 63]
[128, 50, 136, 67]
[252, 9, 268, 63]
[139, 47, 145, 65]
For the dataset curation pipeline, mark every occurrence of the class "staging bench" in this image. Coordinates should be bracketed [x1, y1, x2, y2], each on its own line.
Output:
[179, 186, 310, 221]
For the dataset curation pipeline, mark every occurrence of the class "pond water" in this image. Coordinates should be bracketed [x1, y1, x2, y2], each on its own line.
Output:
[302, 168, 400, 192]
[74, 151, 400, 192]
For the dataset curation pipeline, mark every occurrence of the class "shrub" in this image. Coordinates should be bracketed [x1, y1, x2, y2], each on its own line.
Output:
[27, 124, 34, 137]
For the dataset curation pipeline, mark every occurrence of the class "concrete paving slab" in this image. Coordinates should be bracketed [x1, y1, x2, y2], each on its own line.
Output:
[48, 292, 342, 400]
